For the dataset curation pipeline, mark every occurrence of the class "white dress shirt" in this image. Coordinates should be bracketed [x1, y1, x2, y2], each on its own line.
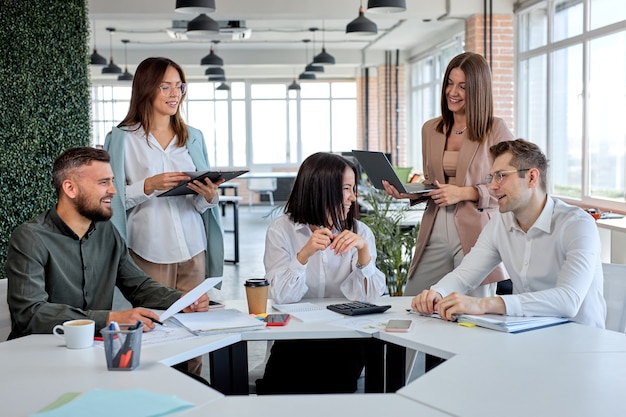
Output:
[264, 215, 387, 304]
[123, 128, 217, 264]
[432, 197, 606, 328]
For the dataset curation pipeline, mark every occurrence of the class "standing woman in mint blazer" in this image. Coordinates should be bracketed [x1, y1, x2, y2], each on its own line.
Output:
[104, 58, 224, 374]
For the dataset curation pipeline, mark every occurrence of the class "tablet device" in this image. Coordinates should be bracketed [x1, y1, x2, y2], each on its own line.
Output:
[351, 150, 436, 194]
[157, 170, 248, 197]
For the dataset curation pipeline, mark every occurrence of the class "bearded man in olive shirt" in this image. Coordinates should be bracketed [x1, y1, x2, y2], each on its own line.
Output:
[5, 147, 208, 339]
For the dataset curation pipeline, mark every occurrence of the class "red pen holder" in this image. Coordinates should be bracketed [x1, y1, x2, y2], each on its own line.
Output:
[101, 323, 143, 371]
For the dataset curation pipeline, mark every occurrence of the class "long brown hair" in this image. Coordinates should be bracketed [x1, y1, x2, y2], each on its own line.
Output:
[117, 57, 189, 146]
[436, 52, 494, 143]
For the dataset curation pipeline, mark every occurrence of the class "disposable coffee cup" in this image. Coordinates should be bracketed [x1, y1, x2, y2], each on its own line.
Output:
[101, 322, 143, 371]
[244, 278, 269, 314]
[53, 319, 95, 349]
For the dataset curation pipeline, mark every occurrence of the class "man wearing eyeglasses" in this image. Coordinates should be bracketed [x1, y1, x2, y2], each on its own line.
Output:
[411, 139, 606, 328]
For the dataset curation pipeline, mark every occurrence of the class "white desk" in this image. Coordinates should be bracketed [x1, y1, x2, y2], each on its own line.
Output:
[180, 393, 453, 417]
[398, 352, 626, 417]
[4, 297, 626, 416]
[0, 335, 227, 416]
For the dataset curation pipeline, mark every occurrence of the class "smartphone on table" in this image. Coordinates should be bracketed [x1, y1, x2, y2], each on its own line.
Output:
[384, 319, 413, 332]
[209, 300, 225, 309]
[264, 313, 291, 326]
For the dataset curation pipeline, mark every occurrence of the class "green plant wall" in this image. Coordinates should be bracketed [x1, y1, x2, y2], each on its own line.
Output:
[0, 0, 91, 278]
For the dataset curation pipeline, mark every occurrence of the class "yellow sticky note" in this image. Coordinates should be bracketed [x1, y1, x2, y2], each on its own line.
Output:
[458, 321, 476, 328]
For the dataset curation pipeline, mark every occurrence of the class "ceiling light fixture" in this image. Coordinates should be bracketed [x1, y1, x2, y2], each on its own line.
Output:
[313, 22, 335, 65]
[208, 74, 226, 82]
[117, 39, 133, 81]
[216, 82, 230, 91]
[346, 5, 378, 36]
[298, 72, 316, 80]
[89, 20, 107, 65]
[102, 27, 122, 75]
[200, 41, 223, 66]
[205, 66, 225, 76]
[175, 0, 216, 14]
[306, 28, 324, 73]
[186, 13, 220, 38]
[367, 0, 406, 13]
[287, 78, 301, 91]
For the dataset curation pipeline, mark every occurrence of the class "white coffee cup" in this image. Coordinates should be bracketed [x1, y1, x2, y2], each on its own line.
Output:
[53, 319, 95, 349]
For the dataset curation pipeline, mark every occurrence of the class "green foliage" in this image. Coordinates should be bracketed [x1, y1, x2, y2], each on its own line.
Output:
[0, 1, 91, 278]
[360, 189, 419, 296]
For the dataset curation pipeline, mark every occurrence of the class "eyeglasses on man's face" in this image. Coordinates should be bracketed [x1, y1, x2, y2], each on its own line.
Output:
[159, 83, 187, 97]
[485, 169, 530, 185]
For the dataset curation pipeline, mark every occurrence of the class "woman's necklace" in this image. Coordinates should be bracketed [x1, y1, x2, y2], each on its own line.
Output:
[454, 126, 467, 135]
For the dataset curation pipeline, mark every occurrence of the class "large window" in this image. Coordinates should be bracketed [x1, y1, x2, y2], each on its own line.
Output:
[91, 80, 357, 169]
[517, 0, 626, 211]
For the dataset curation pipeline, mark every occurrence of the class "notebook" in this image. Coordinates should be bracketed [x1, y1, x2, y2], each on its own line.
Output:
[351, 150, 436, 194]
[157, 170, 248, 197]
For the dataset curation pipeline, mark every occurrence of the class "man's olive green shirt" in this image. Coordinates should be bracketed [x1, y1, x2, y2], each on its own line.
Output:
[5, 207, 182, 339]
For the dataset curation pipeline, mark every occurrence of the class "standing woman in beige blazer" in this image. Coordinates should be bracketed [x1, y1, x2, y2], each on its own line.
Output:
[383, 52, 513, 296]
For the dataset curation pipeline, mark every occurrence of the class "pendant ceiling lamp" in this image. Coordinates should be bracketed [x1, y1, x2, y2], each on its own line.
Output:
[367, 0, 406, 13]
[287, 78, 301, 91]
[313, 23, 335, 65]
[305, 63, 324, 73]
[306, 28, 324, 72]
[205, 67, 225, 76]
[117, 39, 133, 81]
[186, 13, 220, 38]
[216, 82, 230, 91]
[175, 0, 216, 14]
[89, 21, 107, 65]
[298, 72, 316, 80]
[208, 74, 226, 81]
[200, 41, 223, 66]
[102, 27, 122, 75]
[346, 6, 378, 36]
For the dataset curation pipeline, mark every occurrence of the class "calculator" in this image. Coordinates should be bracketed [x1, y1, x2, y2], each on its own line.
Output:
[326, 301, 392, 316]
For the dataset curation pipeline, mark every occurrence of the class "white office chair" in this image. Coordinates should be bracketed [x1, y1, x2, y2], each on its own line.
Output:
[0, 279, 11, 342]
[247, 177, 277, 207]
[602, 263, 626, 333]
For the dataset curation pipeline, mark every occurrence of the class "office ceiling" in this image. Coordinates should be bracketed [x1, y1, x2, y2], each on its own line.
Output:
[88, 0, 516, 82]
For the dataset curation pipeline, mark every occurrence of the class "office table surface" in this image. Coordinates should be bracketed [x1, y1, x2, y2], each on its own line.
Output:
[4, 296, 626, 416]
[178, 393, 454, 417]
[0, 335, 224, 416]
[239, 171, 297, 179]
[398, 351, 626, 417]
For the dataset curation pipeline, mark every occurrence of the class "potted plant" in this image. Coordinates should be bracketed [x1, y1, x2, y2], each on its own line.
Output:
[359, 189, 419, 296]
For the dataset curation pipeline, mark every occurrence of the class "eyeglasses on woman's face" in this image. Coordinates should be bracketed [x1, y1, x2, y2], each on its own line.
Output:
[485, 169, 529, 185]
[159, 83, 186, 97]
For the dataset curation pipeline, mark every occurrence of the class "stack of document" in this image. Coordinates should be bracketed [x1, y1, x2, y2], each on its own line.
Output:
[170, 309, 266, 336]
[456, 314, 569, 333]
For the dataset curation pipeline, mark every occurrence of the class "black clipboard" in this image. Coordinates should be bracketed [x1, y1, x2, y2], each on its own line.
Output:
[157, 170, 249, 197]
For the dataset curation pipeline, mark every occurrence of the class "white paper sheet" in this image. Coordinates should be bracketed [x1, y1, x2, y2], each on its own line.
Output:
[159, 277, 222, 322]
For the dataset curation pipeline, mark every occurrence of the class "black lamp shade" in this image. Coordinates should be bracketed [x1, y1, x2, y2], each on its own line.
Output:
[208, 74, 226, 81]
[102, 60, 122, 75]
[305, 63, 324, 73]
[205, 67, 225, 76]
[367, 0, 406, 13]
[346, 8, 378, 36]
[90, 48, 107, 65]
[288, 79, 301, 91]
[175, 0, 216, 14]
[200, 49, 223, 66]
[216, 82, 230, 91]
[298, 72, 316, 80]
[187, 14, 220, 37]
[313, 47, 335, 65]
[118, 69, 133, 81]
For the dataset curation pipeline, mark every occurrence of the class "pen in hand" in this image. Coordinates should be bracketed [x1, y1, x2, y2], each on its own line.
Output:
[148, 316, 166, 326]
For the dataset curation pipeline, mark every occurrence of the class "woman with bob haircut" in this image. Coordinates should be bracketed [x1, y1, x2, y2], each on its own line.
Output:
[256, 152, 385, 394]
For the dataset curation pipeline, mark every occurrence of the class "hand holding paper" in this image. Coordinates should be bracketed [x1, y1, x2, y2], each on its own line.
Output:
[160, 277, 222, 322]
